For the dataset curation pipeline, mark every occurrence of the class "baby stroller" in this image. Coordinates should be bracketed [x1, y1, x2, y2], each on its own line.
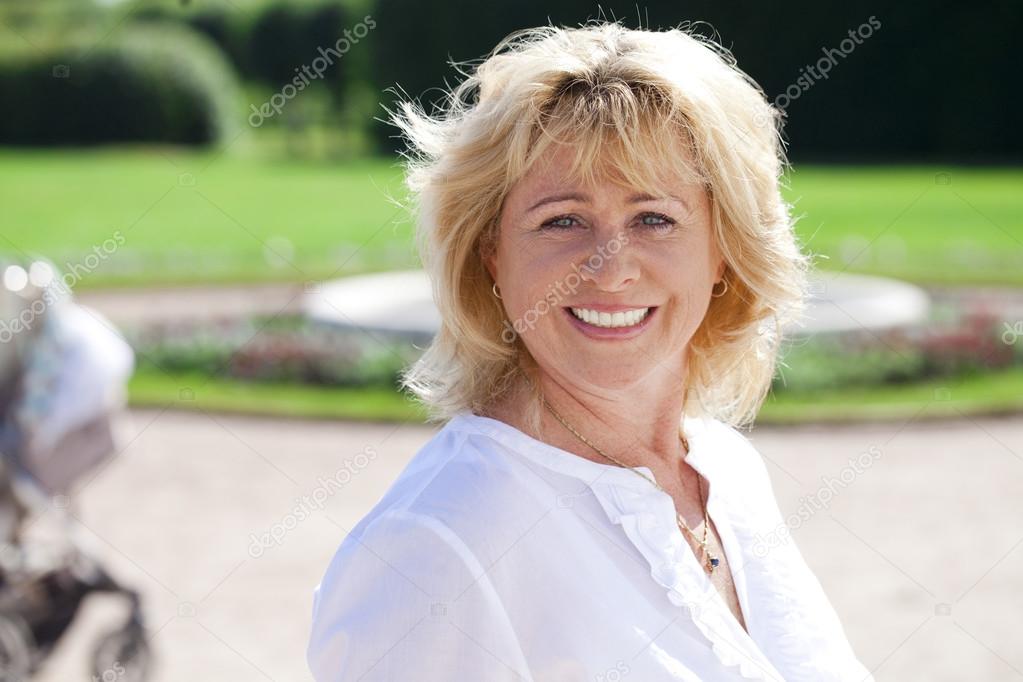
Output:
[0, 258, 151, 681]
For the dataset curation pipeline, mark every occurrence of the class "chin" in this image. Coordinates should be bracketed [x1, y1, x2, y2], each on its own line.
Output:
[574, 361, 651, 390]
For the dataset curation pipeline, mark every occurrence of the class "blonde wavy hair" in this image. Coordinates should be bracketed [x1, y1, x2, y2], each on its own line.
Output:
[391, 21, 810, 431]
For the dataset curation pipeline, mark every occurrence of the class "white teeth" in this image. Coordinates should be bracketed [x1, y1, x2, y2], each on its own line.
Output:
[570, 307, 650, 328]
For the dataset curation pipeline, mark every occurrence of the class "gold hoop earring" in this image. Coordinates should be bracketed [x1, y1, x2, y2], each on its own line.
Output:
[492, 282, 502, 299]
[711, 279, 729, 298]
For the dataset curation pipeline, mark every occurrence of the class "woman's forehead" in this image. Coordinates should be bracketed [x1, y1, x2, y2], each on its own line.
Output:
[510, 142, 705, 204]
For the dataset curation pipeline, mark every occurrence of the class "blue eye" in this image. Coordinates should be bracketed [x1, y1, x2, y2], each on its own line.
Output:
[539, 212, 676, 232]
[640, 213, 676, 231]
[541, 215, 580, 230]
[634, 213, 675, 235]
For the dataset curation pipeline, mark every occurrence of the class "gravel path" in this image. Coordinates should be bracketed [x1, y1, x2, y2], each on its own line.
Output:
[29, 408, 1023, 682]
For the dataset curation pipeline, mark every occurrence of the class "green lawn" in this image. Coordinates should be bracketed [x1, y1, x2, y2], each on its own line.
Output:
[0, 148, 415, 287]
[785, 166, 1023, 284]
[128, 365, 1023, 426]
[760, 366, 1023, 424]
[1, 149, 1021, 287]
[129, 368, 428, 422]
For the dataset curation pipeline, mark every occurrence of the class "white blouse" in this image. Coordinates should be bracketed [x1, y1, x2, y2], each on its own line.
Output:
[307, 411, 874, 681]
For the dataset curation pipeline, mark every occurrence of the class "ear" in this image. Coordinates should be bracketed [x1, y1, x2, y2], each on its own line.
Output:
[479, 231, 499, 283]
[478, 222, 499, 282]
[714, 257, 727, 283]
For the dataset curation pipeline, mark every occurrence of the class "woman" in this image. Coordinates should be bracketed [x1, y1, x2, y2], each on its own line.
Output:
[308, 22, 874, 681]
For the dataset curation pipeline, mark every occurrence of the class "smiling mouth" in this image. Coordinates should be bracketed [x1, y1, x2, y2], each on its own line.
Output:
[568, 306, 654, 329]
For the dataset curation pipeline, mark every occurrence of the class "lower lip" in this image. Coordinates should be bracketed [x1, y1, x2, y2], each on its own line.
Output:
[563, 307, 657, 340]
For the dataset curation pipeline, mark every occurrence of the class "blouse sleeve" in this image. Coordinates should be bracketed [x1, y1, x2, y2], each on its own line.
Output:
[307, 509, 532, 682]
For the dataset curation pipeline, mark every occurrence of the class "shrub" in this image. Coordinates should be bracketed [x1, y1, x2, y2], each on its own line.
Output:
[134, 0, 352, 100]
[0, 23, 241, 146]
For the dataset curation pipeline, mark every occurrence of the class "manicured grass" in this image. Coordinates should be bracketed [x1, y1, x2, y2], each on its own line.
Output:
[0, 148, 415, 287]
[759, 366, 1023, 424]
[128, 368, 428, 422]
[1, 149, 1021, 287]
[129, 365, 1023, 426]
[785, 166, 1023, 285]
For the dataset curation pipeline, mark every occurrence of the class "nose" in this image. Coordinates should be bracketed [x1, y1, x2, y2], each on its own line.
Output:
[577, 233, 639, 292]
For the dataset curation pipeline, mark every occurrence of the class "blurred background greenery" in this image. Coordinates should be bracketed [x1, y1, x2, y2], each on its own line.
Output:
[1, 0, 1021, 424]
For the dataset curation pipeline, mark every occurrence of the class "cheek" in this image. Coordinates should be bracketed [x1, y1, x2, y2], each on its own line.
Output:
[657, 232, 718, 282]
[503, 245, 570, 297]
[651, 250, 714, 326]
[495, 258, 553, 322]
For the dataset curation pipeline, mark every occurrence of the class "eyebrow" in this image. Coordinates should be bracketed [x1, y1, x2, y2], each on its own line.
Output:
[526, 192, 686, 213]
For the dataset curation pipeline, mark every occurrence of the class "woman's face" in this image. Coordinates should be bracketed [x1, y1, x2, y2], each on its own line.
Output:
[484, 143, 726, 393]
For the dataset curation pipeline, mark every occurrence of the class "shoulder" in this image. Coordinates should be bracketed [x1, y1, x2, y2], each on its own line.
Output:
[310, 508, 481, 620]
[306, 413, 546, 679]
[352, 414, 559, 552]
[307, 416, 543, 651]
[307, 508, 525, 680]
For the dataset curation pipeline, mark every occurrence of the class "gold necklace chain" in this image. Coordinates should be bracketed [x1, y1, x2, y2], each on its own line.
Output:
[540, 395, 719, 574]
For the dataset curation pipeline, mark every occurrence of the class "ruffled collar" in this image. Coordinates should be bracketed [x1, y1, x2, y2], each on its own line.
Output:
[449, 411, 785, 679]
[448, 411, 861, 681]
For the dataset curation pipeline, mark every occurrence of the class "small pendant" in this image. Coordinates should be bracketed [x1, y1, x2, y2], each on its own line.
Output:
[708, 554, 719, 573]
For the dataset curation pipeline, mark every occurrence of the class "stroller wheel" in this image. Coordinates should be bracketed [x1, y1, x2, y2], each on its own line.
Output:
[91, 623, 152, 682]
[0, 612, 34, 682]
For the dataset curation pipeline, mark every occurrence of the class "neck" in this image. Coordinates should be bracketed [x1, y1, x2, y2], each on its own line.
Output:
[484, 369, 689, 471]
